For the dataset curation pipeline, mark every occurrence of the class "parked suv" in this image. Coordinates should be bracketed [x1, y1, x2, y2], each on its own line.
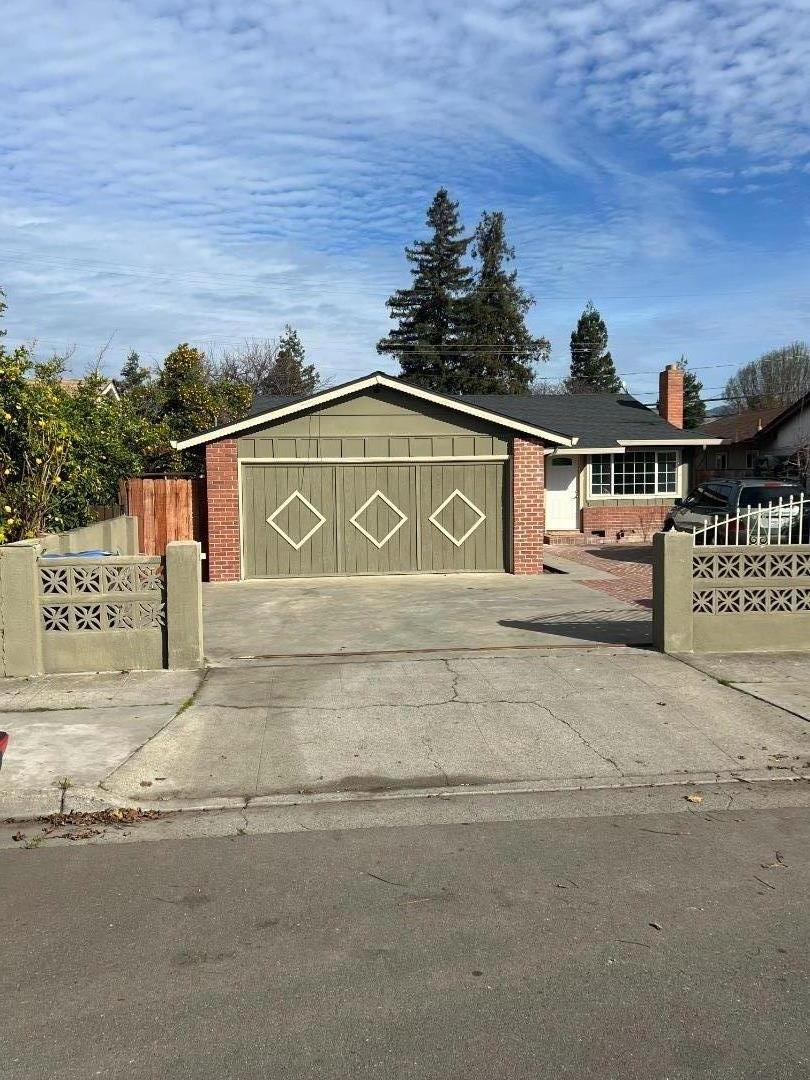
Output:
[664, 479, 807, 543]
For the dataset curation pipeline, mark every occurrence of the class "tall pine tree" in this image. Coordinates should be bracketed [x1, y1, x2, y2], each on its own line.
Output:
[461, 211, 549, 394]
[677, 355, 706, 429]
[116, 350, 152, 396]
[567, 301, 622, 393]
[270, 326, 320, 396]
[377, 189, 472, 393]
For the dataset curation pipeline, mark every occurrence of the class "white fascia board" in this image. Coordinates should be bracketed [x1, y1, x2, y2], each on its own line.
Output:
[617, 438, 723, 447]
[545, 446, 626, 456]
[171, 372, 576, 450]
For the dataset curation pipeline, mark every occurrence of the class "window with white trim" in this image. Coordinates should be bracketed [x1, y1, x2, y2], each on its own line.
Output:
[589, 451, 678, 496]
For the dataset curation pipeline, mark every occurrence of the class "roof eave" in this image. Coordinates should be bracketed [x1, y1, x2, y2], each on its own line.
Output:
[617, 437, 724, 447]
[172, 372, 577, 450]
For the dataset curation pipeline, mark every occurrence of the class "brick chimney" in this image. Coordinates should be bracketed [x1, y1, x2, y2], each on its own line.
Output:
[658, 364, 684, 429]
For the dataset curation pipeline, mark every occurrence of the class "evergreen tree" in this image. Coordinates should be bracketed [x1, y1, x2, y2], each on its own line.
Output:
[377, 188, 472, 392]
[461, 211, 549, 394]
[677, 355, 706, 429]
[115, 350, 152, 395]
[567, 301, 622, 393]
[270, 326, 320, 397]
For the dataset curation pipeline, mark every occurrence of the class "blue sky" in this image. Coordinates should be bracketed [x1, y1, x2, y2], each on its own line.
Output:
[2, 0, 809, 402]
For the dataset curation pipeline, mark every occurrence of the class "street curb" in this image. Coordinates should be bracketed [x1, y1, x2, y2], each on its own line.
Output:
[4, 767, 808, 824]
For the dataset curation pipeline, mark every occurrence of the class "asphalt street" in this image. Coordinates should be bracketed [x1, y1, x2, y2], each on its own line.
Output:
[1, 804, 808, 1079]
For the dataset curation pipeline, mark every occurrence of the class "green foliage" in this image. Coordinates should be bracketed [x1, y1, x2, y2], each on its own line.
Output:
[723, 342, 810, 411]
[115, 350, 152, 396]
[462, 211, 549, 394]
[0, 347, 165, 543]
[270, 326, 320, 396]
[151, 343, 251, 470]
[215, 330, 323, 398]
[377, 188, 473, 392]
[567, 301, 622, 393]
[677, 356, 706, 429]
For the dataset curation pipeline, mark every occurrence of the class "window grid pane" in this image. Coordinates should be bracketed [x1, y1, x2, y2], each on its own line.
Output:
[591, 451, 677, 496]
[591, 455, 612, 494]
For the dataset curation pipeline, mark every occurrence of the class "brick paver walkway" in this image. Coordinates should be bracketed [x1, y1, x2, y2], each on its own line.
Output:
[545, 544, 653, 609]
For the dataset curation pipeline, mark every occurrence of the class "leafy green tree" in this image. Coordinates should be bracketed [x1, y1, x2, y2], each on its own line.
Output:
[676, 356, 706, 429]
[567, 301, 622, 393]
[377, 188, 472, 392]
[154, 343, 251, 469]
[0, 349, 165, 542]
[115, 350, 152, 396]
[723, 342, 810, 411]
[461, 211, 549, 393]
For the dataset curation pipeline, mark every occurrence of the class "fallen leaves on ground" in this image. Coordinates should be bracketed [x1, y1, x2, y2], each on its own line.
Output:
[10, 807, 162, 846]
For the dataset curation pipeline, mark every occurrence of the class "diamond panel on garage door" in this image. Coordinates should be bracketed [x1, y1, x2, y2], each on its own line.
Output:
[429, 489, 486, 546]
[266, 490, 326, 550]
[349, 489, 408, 548]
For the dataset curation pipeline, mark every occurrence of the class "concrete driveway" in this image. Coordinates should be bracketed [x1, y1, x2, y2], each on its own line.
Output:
[203, 566, 651, 661]
[104, 647, 810, 802]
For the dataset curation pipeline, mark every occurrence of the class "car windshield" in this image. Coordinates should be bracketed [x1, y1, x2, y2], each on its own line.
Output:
[739, 486, 802, 507]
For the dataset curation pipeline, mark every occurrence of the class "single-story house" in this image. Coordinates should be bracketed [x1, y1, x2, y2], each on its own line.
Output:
[60, 378, 121, 401]
[695, 406, 785, 481]
[173, 364, 719, 580]
[696, 393, 810, 487]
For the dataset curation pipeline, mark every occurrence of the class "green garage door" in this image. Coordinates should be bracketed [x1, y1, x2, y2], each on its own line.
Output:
[241, 462, 506, 578]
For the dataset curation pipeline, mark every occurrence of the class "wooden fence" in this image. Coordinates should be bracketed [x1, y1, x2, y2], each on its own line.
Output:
[120, 476, 207, 557]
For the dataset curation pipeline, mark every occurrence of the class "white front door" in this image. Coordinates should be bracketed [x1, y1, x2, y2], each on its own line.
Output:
[546, 457, 579, 530]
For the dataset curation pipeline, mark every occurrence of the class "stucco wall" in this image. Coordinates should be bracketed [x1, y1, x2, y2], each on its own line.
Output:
[38, 515, 140, 555]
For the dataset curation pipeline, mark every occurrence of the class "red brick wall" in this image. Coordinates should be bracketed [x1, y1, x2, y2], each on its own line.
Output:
[512, 437, 545, 574]
[581, 504, 669, 542]
[205, 439, 241, 581]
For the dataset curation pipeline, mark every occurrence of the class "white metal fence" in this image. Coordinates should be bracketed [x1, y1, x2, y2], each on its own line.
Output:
[692, 495, 807, 547]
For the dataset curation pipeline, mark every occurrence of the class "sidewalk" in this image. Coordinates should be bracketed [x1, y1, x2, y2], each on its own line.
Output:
[1, 647, 808, 820]
[0, 670, 203, 816]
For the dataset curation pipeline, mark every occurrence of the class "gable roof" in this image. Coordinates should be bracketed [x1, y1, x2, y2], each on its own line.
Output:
[172, 371, 721, 452]
[755, 391, 810, 442]
[60, 378, 120, 401]
[702, 406, 784, 443]
[172, 372, 578, 450]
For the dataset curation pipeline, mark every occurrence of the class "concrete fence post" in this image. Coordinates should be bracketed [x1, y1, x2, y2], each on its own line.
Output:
[165, 541, 204, 669]
[652, 530, 694, 653]
[0, 541, 45, 677]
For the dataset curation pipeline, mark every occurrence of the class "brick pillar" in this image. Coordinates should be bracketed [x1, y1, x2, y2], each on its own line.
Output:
[512, 437, 545, 574]
[658, 364, 685, 429]
[205, 439, 241, 581]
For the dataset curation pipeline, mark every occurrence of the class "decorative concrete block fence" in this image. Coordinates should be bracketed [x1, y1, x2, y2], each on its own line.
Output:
[0, 516, 203, 676]
[653, 529, 810, 654]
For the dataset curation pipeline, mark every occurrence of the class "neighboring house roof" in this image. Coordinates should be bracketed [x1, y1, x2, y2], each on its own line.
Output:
[755, 391, 810, 442]
[173, 372, 578, 451]
[702, 406, 784, 443]
[60, 378, 120, 401]
[173, 371, 720, 453]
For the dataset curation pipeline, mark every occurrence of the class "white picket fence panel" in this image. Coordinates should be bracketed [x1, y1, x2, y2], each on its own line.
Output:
[692, 494, 807, 547]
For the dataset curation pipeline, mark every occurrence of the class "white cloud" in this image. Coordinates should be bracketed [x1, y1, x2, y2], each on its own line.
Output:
[0, 0, 809, 380]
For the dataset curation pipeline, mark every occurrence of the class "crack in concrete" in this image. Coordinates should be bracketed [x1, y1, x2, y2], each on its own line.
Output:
[527, 699, 622, 774]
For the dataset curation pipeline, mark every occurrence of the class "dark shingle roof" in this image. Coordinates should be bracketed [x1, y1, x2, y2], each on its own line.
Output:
[462, 393, 703, 448]
[245, 380, 711, 448]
